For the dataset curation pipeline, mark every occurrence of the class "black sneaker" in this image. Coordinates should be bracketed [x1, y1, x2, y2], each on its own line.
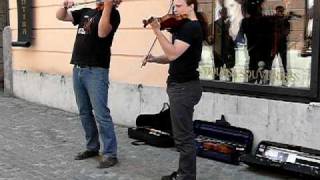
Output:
[74, 150, 99, 160]
[161, 171, 177, 180]
[97, 157, 118, 168]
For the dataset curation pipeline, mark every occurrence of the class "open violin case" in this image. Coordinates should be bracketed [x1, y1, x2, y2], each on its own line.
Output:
[240, 141, 320, 179]
[194, 115, 253, 164]
[128, 103, 174, 148]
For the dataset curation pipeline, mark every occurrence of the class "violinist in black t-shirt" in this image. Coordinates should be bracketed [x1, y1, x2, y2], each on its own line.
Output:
[56, 0, 121, 169]
[142, 0, 207, 179]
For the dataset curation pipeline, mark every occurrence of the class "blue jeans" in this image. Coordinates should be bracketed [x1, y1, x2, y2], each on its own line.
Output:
[73, 66, 117, 158]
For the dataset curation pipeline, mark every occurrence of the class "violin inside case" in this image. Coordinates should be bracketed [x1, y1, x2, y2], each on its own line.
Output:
[193, 116, 254, 164]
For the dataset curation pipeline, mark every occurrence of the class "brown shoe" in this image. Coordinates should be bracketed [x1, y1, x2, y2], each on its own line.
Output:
[97, 157, 118, 168]
[74, 150, 99, 160]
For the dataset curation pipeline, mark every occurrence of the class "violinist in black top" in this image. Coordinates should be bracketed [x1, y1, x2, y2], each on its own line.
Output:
[142, 0, 207, 179]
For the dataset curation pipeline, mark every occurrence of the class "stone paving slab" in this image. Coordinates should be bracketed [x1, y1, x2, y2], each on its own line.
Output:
[0, 93, 300, 180]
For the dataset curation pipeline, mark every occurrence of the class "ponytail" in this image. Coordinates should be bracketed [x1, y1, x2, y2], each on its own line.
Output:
[196, 12, 209, 43]
[186, 0, 209, 42]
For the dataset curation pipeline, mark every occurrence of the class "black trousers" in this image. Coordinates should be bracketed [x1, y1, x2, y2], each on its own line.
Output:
[167, 80, 202, 180]
[272, 42, 288, 75]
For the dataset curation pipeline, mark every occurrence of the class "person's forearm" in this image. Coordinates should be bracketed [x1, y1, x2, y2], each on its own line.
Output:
[98, 3, 112, 38]
[154, 29, 178, 61]
[155, 55, 170, 64]
[56, 7, 68, 20]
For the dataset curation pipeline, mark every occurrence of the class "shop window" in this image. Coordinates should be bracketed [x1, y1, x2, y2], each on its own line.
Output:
[198, 0, 320, 102]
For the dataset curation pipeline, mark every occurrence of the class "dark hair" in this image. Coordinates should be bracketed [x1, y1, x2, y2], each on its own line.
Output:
[244, 0, 265, 16]
[185, 0, 209, 42]
[275, 5, 285, 11]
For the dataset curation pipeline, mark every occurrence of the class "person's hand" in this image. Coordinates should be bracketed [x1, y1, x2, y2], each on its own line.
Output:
[113, 0, 122, 8]
[103, 0, 114, 7]
[149, 18, 161, 32]
[141, 54, 157, 67]
[63, 0, 74, 9]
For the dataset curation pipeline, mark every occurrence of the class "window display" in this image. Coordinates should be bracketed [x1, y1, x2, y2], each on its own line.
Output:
[199, 0, 313, 89]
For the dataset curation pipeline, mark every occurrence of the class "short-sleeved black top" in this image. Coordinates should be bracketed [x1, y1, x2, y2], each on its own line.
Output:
[71, 7, 120, 68]
[168, 20, 203, 84]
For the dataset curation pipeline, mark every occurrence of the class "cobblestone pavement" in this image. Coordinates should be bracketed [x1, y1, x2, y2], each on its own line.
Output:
[0, 93, 299, 180]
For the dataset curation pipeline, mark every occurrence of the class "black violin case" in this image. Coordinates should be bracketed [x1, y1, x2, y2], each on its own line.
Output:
[240, 141, 320, 179]
[128, 103, 174, 148]
[194, 116, 253, 164]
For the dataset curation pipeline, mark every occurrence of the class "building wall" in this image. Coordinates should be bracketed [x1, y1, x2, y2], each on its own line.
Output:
[6, 0, 320, 151]
[0, 0, 9, 89]
[9, 0, 170, 87]
[12, 70, 320, 150]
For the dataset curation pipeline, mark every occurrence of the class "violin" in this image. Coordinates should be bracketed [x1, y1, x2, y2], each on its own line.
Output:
[143, 14, 188, 30]
[202, 141, 235, 154]
[63, 0, 122, 9]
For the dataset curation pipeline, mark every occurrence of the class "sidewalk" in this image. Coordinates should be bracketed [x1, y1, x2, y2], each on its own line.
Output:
[0, 93, 298, 180]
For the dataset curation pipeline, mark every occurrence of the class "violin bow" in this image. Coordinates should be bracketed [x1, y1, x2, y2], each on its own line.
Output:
[142, 0, 174, 67]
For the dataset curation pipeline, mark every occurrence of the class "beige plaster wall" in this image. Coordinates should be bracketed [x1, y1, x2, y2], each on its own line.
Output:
[9, 0, 171, 87]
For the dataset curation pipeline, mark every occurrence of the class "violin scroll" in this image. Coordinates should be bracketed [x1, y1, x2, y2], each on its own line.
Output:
[143, 17, 157, 28]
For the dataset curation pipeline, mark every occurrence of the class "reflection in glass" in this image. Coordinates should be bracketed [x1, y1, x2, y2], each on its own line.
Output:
[198, 0, 313, 88]
[302, 0, 313, 57]
[213, 7, 235, 81]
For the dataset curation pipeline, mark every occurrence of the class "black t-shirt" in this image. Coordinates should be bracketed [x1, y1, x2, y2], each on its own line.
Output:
[168, 20, 203, 84]
[71, 8, 120, 68]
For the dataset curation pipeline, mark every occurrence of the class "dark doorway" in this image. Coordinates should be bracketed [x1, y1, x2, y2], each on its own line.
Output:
[0, 0, 9, 89]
